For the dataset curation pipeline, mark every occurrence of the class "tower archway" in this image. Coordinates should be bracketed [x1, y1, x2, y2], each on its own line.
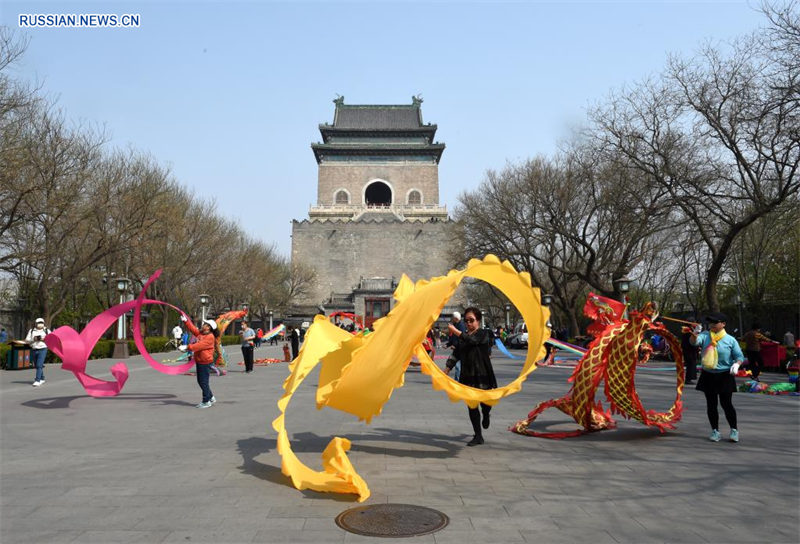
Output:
[364, 181, 392, 207]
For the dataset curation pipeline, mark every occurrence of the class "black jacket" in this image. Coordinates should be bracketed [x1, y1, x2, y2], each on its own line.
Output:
[447, 328, 497, 389]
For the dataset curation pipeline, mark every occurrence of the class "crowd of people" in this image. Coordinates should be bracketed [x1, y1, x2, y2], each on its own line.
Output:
[8, 306, 798, 445]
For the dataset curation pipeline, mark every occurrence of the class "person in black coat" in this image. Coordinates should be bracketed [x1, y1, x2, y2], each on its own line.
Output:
[445, 307, 498, 446]
[289, 326, 300, 359]
[681, 321, 699, 384]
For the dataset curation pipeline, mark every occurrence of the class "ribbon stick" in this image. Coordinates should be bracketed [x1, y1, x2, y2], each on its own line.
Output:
[658, 315, 700, 326]
[273, 255, 550, 501]
[545, 338, 588, 356]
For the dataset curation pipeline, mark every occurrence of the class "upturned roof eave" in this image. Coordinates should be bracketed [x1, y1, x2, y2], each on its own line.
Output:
[311, 143, 445, 164]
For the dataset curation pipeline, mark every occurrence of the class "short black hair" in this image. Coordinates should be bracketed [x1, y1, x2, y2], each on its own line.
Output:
[463, 306, 482, 322]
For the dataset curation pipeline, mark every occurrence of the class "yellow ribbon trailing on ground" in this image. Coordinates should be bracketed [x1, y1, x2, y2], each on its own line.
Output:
[271, 255, 550, 501]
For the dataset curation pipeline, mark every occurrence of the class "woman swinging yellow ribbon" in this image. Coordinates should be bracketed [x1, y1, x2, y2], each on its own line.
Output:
[271, 255, 550, 501]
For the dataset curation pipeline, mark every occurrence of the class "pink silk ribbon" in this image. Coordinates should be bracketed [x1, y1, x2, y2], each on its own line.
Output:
[44, 270, 194, 397]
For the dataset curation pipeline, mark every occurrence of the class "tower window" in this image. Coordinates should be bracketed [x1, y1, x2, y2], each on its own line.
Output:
[407, 190, 422, 205]
[334, 190, 349, 204]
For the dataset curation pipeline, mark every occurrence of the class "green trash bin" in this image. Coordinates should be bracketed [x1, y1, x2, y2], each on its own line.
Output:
[5, 342, 32, 370]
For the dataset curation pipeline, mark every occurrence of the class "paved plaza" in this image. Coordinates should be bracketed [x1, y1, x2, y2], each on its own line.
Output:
[1, 344, 798, 543]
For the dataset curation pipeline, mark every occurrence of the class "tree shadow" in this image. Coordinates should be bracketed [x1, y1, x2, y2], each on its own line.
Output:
[21, 393, 185, 409]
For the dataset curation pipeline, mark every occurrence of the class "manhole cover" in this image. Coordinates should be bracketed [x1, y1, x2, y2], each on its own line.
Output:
[335, 503, 449, 538]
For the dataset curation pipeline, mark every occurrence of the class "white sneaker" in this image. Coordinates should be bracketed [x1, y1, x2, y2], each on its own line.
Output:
[32, 381, 41, 387]
[196, 401, 212, 409]
[209, 396, 216, 404]
[38, 380, 45, 385]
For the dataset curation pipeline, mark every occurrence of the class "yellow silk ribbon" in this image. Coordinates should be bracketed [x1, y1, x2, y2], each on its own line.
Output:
[701, 329, 727, 370]
[271, 255, 550, 501]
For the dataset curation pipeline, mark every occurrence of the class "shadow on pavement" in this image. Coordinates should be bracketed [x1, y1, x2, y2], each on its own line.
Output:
[235, 436, 367, 503]
[21, 392, 184, 409]
[291, 428, 468, 459]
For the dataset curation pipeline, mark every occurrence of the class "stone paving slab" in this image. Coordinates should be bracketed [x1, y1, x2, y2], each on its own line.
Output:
[2, 344, 798, 543]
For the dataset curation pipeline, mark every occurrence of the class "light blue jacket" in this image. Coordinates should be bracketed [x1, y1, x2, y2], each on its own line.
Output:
[692, 331, 744, 373]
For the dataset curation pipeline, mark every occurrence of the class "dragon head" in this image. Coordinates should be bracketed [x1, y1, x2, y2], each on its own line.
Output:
[641, 301, 659, 321]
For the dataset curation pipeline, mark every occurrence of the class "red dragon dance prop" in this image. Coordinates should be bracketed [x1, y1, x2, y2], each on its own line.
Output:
[511, 295, 684, 439]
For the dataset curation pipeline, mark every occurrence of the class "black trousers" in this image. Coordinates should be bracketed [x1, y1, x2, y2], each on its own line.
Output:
[745, 350, 762, 380]
[242, 345, 254, 372]
[467, 404, 492, 437]
[703, 389, 737, 430]
[684, 351, 698, 382]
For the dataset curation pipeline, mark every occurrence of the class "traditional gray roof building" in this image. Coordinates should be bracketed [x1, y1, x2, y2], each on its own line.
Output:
[306, 96, 448, 223]
[311, 96, 445, 165]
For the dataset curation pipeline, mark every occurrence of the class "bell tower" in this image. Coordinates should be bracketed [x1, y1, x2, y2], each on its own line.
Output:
[291, 97, 452, 317]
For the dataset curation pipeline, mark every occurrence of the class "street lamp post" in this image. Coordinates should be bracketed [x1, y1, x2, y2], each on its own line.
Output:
[504, 303, 511, 329]
[736, 293, 744, 336]
[113, 278, 130, 359]
[16, 296, 28, 339]
[268, 310, 273, 330]
[199, 294, 210, 321]
[542, 294, 553, 330]
[614, 278, 631, 319]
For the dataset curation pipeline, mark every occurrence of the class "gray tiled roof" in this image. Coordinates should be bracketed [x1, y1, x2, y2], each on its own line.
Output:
[334, 106, 422, 129]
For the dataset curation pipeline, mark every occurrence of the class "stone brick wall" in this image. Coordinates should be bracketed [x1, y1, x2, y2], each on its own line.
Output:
[317, 163, 440, 206]
[291, 219, 455, 304]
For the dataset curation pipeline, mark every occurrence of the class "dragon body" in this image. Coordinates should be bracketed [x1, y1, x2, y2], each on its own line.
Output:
[512, 301, 685, 438]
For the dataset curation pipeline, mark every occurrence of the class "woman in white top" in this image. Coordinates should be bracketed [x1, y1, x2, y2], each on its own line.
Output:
[26, 318, 51, 386]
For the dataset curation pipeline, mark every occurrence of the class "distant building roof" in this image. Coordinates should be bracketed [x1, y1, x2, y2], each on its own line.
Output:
[313, 96, 444, 164]
[334, 105, 422, 129]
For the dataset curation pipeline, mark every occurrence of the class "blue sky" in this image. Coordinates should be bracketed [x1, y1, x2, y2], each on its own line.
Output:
[2, 1, 767, 256]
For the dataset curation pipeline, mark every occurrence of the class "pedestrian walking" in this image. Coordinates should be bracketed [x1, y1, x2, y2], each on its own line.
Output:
[681, 321, 699, 384]
[783, 330, 795, 349]
[289, 326, 300, 360]
[691, 312, 744, 442]
[180, 316, 218, 408]
[26, 318, 51, 386]
[742, 322, 773, 381]
[240, 320, 256, 373]
[171, 324, 183, 349]
[445, 307, 497, 446]
[446, 311, 466, 380]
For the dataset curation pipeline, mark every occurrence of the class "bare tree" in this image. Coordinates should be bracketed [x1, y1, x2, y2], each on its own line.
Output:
[730, 204, 799, 315]
[453, 151, 680, 334]
[0, 28, 42, 245]
[592, 9, 800, 310]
